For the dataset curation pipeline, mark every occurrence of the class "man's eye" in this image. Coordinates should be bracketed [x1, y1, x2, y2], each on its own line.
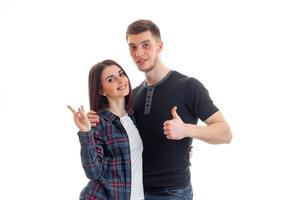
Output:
[130, 46, 136, 51]
[143, 43, 150, 48]
[108, 78, 114, 82]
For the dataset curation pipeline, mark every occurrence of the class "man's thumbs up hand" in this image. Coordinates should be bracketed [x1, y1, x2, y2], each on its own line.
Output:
[171, 106, 180, 120]
[163, 106, 188, 140]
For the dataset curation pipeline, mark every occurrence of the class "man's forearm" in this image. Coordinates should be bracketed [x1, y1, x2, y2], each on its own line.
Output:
[186, 122, 232, 144]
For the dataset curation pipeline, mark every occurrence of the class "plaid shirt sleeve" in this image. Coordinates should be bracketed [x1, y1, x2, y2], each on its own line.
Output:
[77, 110, 132, 199]
[78, 129, 104, 181]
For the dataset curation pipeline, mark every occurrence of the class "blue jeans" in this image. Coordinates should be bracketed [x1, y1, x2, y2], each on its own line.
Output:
[144, 183, 193, 200]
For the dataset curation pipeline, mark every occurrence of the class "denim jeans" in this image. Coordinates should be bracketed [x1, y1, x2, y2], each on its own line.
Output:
[144, 183, 193, 200]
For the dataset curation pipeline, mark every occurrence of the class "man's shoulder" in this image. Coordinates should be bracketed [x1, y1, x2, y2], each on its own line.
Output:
[169, 70, 191, 84]
[168, 70, 207, 95]
[133, 81, 144, 90]
[132, 81, 145, 99]
[133, 81, 144, 91]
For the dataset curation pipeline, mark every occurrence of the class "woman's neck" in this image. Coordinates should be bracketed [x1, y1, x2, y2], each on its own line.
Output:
[107, 98, 126, 117]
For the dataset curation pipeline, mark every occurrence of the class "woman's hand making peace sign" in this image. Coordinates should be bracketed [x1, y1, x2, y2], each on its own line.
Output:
[67, 105, 92, 132]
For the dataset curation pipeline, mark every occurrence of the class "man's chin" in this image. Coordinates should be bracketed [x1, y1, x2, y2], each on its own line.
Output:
[137, 65, 147, 72]
[137, 65, 153, 73]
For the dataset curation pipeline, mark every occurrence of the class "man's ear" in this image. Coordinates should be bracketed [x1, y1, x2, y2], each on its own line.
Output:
[158, 41, 163, 52]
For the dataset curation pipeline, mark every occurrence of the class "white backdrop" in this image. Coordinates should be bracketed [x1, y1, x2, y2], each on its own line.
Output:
[0, 0, 299, 199]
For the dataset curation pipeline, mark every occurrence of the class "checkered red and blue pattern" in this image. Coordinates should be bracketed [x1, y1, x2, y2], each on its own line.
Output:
[78, 109, 132, 200]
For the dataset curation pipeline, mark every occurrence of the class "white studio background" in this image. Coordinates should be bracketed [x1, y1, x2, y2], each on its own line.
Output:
[0, 0, 299, 199]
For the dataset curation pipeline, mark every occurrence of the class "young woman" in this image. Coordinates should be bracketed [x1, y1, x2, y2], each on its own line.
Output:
[68, 59, 144, 200]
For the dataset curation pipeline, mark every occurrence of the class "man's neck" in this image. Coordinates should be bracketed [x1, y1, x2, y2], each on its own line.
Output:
[144, 63, 170, 86]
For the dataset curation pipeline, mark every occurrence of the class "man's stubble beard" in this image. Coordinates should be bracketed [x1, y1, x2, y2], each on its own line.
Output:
[137, 57, 158, 73]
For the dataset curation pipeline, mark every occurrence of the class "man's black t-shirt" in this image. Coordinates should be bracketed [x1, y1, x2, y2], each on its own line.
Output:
[133, 70, 218, 191]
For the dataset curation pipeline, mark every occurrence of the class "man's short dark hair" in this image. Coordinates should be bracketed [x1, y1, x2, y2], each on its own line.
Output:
[126, 19, 161, 40]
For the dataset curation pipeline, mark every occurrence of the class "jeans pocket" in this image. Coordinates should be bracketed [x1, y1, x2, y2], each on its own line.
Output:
[165, 188, 187, 199]
[165, 184, 193, 200]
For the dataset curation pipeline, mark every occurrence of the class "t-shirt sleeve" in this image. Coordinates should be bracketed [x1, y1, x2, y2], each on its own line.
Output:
[184, 77, 219, 121]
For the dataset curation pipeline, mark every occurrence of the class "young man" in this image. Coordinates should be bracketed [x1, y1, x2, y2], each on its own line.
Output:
[89, 19, 232, 200]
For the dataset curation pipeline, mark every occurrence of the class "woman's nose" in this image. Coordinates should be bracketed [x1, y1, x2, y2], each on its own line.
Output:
[116, 76, 125, 84]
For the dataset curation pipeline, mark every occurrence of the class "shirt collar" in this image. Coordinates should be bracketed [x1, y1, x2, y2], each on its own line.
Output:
[142, 70, 174, 88]
[98, 108, 118, 123]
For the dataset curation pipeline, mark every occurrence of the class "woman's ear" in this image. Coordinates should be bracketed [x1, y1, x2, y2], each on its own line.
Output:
[99, 90, 106, 96]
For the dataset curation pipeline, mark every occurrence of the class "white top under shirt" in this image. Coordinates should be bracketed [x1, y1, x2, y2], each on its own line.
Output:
[120, 114, 144, 200]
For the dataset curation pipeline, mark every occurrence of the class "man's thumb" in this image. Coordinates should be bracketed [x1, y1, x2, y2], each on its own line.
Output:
[171, 106, 179, 119]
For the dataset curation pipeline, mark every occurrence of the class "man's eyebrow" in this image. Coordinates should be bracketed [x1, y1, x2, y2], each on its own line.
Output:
[128, 40, 151, 46]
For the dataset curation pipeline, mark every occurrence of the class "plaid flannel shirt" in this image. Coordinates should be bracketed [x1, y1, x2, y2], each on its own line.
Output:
[78, 109, 132, 200]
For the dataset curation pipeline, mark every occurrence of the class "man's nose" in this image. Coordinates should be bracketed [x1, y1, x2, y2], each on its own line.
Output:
[134, 47, 143, 58]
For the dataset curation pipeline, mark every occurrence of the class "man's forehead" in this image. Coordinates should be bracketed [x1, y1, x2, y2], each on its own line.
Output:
[128, 39, 151, 46]
[127, 31, 154, 41]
